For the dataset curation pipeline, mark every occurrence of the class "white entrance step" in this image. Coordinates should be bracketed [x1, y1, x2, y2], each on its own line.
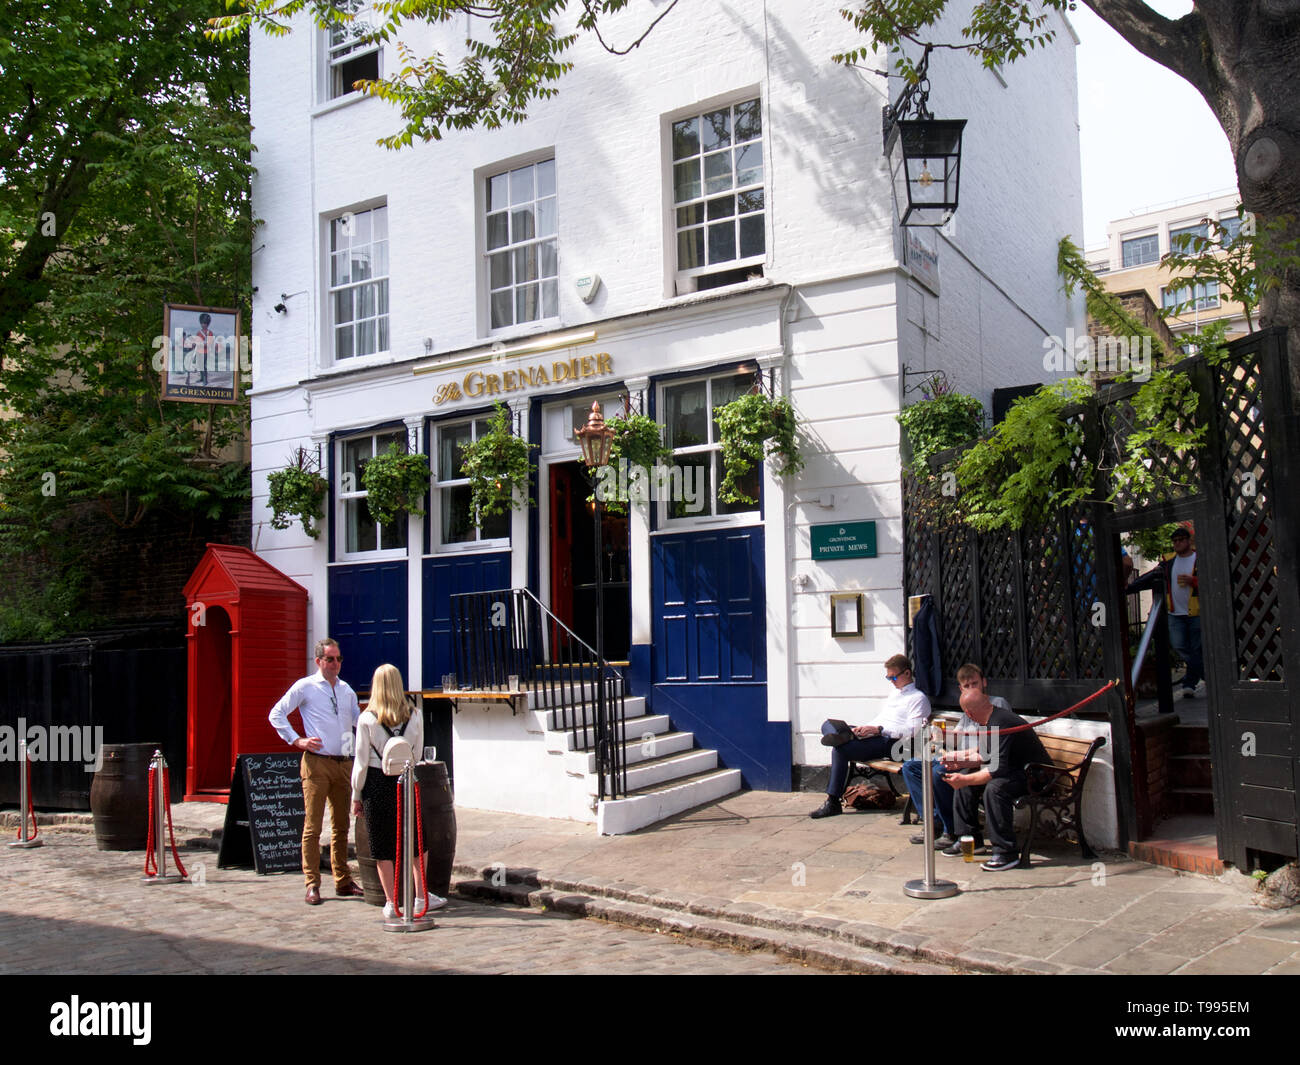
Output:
[596, 767, 743, 835]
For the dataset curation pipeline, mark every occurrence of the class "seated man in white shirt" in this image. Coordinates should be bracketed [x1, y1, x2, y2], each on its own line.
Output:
[810, 654, 931, 819]
[269, 637, 364, 906]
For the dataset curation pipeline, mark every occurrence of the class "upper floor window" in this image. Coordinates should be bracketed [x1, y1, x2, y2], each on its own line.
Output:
[672, 98, 765, 289]
[485, 159, 557, 331]
[434, 418, 511, 547]
[326, 0, 380, 100]
[1162, 280, 1220, 313]
[1121, 232, 1159, 268]
[660, 370, 761, 522]
[338, 429, 408, 555]
[329, 204, 389, 360]
[1169, 221, 1209, 252]
[1218, 212, 1243, 244]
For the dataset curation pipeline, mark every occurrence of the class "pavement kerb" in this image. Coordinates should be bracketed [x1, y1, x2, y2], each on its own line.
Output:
[449, 860, 1105, 976]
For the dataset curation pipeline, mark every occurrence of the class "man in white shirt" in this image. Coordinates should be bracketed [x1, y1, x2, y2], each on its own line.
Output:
[810, 653, 931, 818]
[269, 637, 364, 905]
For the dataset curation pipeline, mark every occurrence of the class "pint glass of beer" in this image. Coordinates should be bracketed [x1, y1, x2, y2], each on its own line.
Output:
[960, 835, 976, 862]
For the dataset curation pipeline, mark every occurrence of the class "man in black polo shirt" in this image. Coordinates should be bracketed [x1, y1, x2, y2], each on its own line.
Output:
[942, 687, 1049, 871]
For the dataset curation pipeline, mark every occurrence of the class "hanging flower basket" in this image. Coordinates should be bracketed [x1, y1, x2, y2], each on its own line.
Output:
[267, 447, 329, 539]
[460, 402, 536, 518]
[362, 443, 430, 526]
[713, 392, 804, 506]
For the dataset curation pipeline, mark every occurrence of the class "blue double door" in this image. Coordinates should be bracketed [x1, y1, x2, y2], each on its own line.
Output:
[651, 527, 790, 790]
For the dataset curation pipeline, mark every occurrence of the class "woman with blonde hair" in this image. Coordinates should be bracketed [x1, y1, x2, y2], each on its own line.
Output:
[351, 663, 446, 918]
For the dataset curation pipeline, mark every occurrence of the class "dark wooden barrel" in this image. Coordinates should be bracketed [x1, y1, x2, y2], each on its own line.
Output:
[416, 762, 456, 898]
[353, 814, 386, 907]
[89, 743, 156, 851]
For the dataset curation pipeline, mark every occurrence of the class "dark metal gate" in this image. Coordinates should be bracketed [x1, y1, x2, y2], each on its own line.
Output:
[904, 328, 1300, 868]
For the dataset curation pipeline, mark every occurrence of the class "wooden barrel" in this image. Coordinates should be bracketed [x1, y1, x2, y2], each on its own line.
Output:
[416, 762, 457, 899]
[89, 743, 156, 851]
[352, 814, 386, 907]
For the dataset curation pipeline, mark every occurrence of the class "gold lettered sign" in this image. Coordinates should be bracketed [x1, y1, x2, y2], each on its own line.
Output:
[435, 353, 614, 405]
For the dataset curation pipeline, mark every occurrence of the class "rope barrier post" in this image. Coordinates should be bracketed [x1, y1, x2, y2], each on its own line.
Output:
[142, 750, 185, 885]
[9, 736, 44, 849]
[904, 719, 958, 900]
[383, 761, 434, 933]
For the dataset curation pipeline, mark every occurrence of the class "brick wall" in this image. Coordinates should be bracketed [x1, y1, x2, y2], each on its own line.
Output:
[6, 498, 251, 630]
[1137, 713, 1177, 827]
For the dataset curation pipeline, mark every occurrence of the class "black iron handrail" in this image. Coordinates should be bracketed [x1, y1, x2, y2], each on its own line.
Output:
[449, 587, 627, 800]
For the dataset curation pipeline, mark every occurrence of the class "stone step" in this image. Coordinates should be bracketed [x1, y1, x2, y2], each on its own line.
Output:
[1169, 753, 1213, 789]
[544, 713, 671, 753]
[1171, 724, 1210, 756]
[565, 730, 696, 774]
[617, 748, 719, 793]
[1168, 786, 1215, 816]
[596, 767, 742, 835]
[534, 695, 647, 732]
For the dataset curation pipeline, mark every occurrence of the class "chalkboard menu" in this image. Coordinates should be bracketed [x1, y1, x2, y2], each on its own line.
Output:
[217, 753, 305, 875]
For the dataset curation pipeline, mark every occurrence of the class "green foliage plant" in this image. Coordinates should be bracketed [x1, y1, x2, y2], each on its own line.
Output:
[713, 392, 804, 507]
[362, 443, 430, 526]
[460, 401, 537, 518]
[898, 375, 983, 470]
[1123, 523, 1181, 567]
[1057, 237, 1170, 362]
[1109, 371, 1206, 504]
[267, 448, 329, 538]
[593, 412, 672, 515]
[955, 378, 1095, 532]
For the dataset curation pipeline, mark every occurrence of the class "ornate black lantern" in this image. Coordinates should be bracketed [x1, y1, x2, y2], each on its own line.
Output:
[882, 48, 966, 228]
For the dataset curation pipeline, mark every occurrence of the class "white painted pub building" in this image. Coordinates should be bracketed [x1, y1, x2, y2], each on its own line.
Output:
[248, 1, 1084, 829]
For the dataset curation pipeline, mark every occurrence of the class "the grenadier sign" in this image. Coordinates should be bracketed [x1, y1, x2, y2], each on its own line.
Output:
[434, 352, 614, 405]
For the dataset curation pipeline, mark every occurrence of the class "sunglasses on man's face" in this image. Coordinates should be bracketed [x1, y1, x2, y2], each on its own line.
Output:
[320, 655, 342, 663]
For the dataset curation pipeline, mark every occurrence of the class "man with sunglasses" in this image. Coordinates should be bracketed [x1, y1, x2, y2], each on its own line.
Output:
[810, 654, 930, 818]
[269, 638, 364, 905]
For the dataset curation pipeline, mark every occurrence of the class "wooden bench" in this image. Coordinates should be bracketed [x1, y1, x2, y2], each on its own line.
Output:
[843, 713, 965, 824]
[1014, 733, 1107, 867]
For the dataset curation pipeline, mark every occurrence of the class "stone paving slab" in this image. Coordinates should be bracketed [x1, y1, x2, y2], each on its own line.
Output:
[7, 789, 1292, 976]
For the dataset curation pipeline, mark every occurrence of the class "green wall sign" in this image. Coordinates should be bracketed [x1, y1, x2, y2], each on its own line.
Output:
[810, 521, 877, 560]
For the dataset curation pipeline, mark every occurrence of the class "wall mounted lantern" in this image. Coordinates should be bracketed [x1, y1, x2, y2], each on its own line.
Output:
[882, 46, 966, 228]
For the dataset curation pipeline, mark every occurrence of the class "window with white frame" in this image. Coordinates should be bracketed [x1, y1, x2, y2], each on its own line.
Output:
[434, 418, 511, 547]
[1161, 280, 1220, 312]
[661, 370, 761, 521]
[1168, 221, 1209, 252]
[485, 159, 557, 331]
[1121, 232, 1159, 268]
[338, 429, 408, 554]
[671, 98, 765, 287]
[329, 204, 389, 360]
[326, 0, 380, 100]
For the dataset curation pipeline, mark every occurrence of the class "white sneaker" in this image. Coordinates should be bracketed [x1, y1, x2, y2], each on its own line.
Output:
[425, 893, 448, 911]
[382, 901, 397, 920]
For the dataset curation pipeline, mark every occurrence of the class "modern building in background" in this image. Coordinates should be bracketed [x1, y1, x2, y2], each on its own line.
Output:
[1085, 189, 1249, 340]
[247, 1, 1083, 823]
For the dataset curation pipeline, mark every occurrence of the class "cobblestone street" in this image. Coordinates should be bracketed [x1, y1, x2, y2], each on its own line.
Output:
[0, 830, 823, 975]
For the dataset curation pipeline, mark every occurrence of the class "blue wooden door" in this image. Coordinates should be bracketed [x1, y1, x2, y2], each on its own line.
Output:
[652, 527, 789, 790]
[328, 561, 408, 692]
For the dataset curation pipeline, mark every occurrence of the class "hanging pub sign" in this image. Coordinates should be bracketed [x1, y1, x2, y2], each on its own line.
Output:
[160, 303, 241, 404]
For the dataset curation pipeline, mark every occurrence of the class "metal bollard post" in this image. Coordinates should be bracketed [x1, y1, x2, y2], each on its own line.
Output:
[904, 721, 959, 900]
[142, 750, 184, 884]
[383, 761, 435, 933]
[9, 737, 44, 849]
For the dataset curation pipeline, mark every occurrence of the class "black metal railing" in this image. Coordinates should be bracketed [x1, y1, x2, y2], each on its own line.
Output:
[449, 587, 627, 800]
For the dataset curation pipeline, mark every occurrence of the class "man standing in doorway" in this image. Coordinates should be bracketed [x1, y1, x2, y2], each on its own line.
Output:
[269, 638, 364, 905]
[1128, 525, 1203, 698]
